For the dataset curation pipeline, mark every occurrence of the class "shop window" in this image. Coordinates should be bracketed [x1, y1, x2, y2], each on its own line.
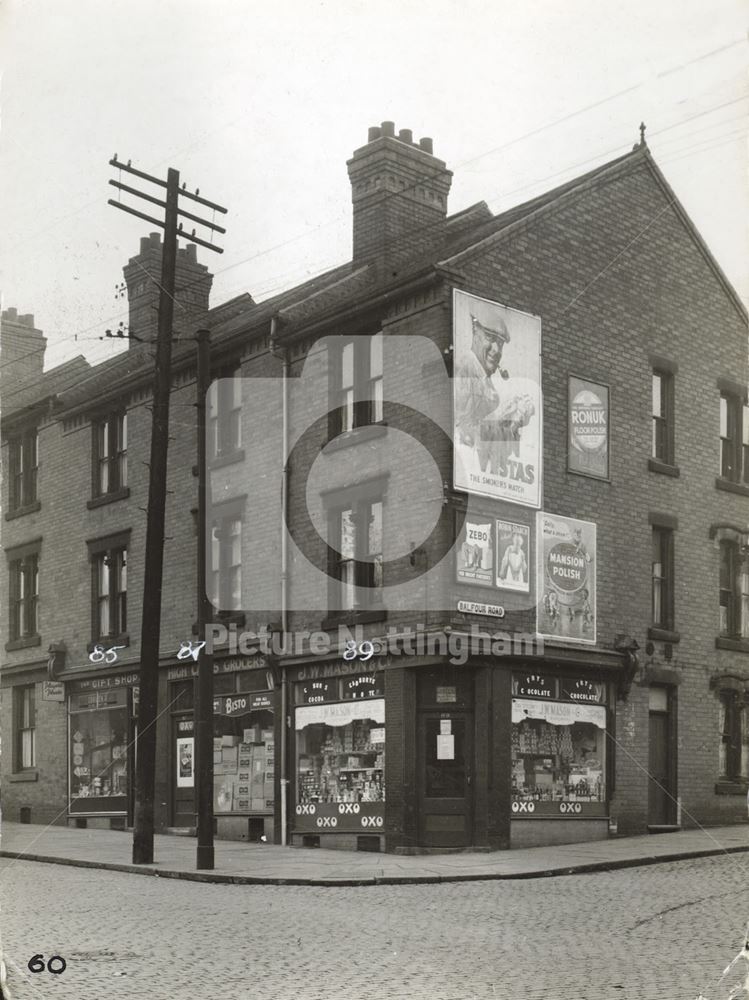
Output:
[210, 516, 242, 611]
[208, 372, 242, 461]
[14, 684, 36, 770]
[8, 550, 39, 643]
[511, 695, 607, 813]
[92, 412, 127, 497]
[651, 526, 674, 630]
[330, 332, 384, 437]
[719, 540, 749, 639]
[295, 697, 385, 807]
[69, 688, 130, 813]
[8, 428, 38, 512]
[719, 689, 749, 783]
[329, 498, 383, 611]
[213, 689, 274, 814]
[719, 393, 749, 484]
[652, 371, 674, 464]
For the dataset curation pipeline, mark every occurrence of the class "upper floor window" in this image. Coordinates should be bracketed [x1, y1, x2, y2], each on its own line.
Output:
[719, 539, 749, 639]
[329, 498, 383, 611]
[9, 551, 39, 642]
[8, 428, 38, 512]
[84, 530, 128, 643]
[14, 684, 36, 770]
[331, 333, 383, 437]
[208, 375, 242, 460]
[719, 393, 749, 484]
[719, 689, 748, 783]
[93, 412, 127, 497]
[652, 527, 674, 630]
[652, 370, 674, 464]
[210, 515, 242, 611]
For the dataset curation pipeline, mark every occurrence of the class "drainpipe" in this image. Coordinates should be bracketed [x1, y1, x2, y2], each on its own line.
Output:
[269, 316, 290, 845]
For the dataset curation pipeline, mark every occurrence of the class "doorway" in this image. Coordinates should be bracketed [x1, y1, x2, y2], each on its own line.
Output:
[648, 686, 676, 827]
[417, 712, 473, 848]
[171, 715, 196, 828]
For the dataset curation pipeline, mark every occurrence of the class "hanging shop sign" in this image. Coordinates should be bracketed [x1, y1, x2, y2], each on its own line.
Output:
[453, 289, 542, 508]
[511, 698, 605, 729]
[536, 512, 596, 645]
[42, 680, 65, 702]
[456, 517, 494, 587]
[512, 673, 555, 699]
[457, 600, 505, 618]
[568, 376, 609, 480]
[560, 678, 605, 703]
[496, 520, 530, 593]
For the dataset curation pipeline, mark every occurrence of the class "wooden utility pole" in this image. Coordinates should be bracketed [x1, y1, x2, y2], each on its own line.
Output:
[108, 157, 226, 865]
[195, 327, 215, 869]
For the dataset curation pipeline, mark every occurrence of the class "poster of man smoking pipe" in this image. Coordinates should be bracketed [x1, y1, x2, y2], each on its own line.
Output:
[453, 289, 542, 508]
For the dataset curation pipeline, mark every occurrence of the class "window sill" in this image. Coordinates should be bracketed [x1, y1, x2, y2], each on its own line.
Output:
[10, 770, 39, 783]
[716, 478, 749, 498]
[324, 422, 388, 454]
[648, 627, 681, 644]
[715, 636, 749, 654]
[322, 608, 388, 630]
[5, 634, 41, 652]
[715, 780, 748, 796]
[208, 448, 246, 471]
[87, 487, 131, 510]
[648, 458, 680, 478]
[5, 500, 41, 521]
[87, 634, 130, 653]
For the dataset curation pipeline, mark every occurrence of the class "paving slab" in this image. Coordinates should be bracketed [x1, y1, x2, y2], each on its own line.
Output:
[1, 820, 747, 885]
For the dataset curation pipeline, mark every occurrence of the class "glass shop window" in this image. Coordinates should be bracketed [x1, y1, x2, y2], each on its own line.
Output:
[296, 716, 385, 806]
[213, 691, 274, 814]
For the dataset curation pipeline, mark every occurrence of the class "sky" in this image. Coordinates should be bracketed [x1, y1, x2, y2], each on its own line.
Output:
[1, 0, 747, 373]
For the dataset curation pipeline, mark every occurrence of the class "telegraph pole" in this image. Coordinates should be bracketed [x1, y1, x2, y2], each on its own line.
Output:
[195, 328, 215, 869]
[108, 156, 226, 865]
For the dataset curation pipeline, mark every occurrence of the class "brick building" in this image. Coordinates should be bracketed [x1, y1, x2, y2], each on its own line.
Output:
[2, 121, 747, 853]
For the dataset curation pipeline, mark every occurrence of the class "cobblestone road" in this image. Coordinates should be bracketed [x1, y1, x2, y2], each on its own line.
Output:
[1, 854, 747, 1000]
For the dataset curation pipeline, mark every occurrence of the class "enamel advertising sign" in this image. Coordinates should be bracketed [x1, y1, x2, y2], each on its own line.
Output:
[568, 376, 609, 480]
[453, 290, 542, 507]
[536, 512, 596, 644]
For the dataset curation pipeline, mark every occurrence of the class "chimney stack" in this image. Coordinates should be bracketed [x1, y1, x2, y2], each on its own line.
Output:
[347, 121, 453, 272]
[122, 232, 213, 346]
[1, 308, 47, 401]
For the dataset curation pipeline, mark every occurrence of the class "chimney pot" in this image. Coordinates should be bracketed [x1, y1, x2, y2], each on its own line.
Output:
[368, 126, 382, 142]
[381, 120, 395, 137]
[4, 307, 18, 320]
[140, 236, 150, 253]
[150, 232, 161, 246]
[398, 129, 413, 144]
[19, 314, 35, 328]
[419, 137, 433, 154]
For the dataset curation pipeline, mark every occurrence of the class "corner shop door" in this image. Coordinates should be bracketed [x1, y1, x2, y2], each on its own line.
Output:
[417, 713, 473, 848]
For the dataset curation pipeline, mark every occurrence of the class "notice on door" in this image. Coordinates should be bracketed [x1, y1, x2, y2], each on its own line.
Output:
[176, 737, 194, 788]
[437, 735, 455, 760]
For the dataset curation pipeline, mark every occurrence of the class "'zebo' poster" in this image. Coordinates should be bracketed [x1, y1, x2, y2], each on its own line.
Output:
[536, 513, 596, 644]
[453, 289, 542, 508]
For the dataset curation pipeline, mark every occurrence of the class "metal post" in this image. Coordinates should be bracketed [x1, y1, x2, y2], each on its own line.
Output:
[195, 327, 214, 869]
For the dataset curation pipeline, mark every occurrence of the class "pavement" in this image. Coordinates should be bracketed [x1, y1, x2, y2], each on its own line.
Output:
[1, 819, 748, 885]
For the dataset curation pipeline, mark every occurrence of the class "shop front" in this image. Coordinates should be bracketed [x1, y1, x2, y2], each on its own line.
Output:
[164, 653, 276, 841]
[509, 668, 612, 847]
[67, 670, 139, 827]
[291, 667, 385, 850]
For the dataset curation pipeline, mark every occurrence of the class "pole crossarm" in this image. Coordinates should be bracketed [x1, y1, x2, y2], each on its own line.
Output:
[108, 199, 166, 231]
[110, 156, 167, 188]
[109, 179, 166, 210]
[177, 205, 227, 235]
[178, 188, 228, 214]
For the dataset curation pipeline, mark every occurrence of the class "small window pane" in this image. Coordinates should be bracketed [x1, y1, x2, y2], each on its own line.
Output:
[719, 396, 728, 438]
[340, 509, 356, 559]
[652, 374, 662, 418]
[368, 502, 382, 557]
[370, 333, 383, 378]
[341, 342, 354, 389]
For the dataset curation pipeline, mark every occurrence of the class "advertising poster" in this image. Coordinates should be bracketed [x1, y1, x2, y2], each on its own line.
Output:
[495, 520, 530, 593]
[568, 376, 609, 479]
[536, 513, 596, 644]
[453, 289, 542, 508]
[176, 736, 194, 788]
[456, 516, 494, 586]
